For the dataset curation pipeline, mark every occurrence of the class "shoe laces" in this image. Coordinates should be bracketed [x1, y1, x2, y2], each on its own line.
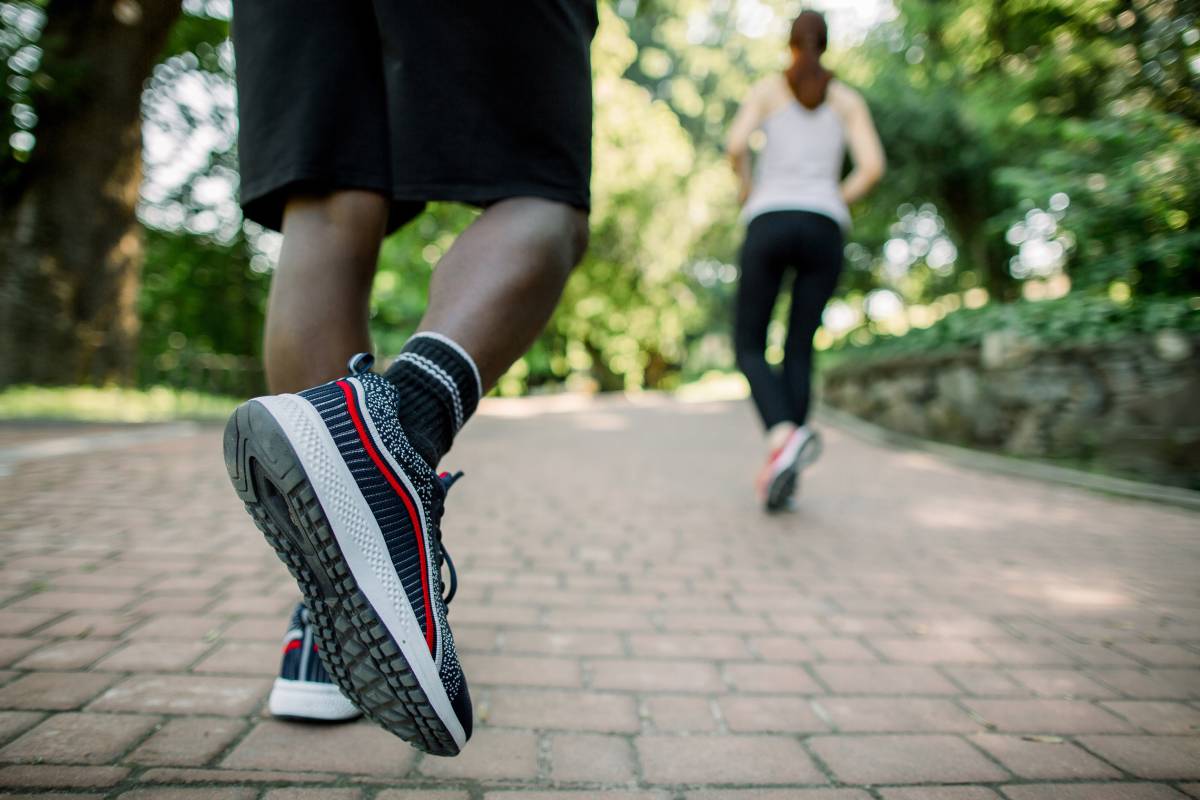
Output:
[432, 470, 464, 606]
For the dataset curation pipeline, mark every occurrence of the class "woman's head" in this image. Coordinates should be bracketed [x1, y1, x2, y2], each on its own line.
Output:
[790, 10, 828, 57]
[785, 10, 831, 109]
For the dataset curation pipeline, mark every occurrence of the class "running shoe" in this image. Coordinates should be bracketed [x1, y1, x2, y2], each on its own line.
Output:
[757, 426, 822, 512]
[224, 353, 472, 756]
[269, 602, 361, 721]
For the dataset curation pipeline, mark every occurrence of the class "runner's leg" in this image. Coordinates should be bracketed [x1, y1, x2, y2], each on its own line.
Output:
[263, 190, 389, 394]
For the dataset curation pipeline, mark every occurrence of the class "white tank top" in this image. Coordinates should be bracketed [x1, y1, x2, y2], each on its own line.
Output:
[741, 100, 850, 230]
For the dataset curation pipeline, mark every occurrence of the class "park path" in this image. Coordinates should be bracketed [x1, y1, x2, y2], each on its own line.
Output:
[0, 394, 1198, 800]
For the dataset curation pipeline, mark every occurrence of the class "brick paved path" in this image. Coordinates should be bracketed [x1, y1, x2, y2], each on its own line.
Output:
[1, 396, 1198, 800]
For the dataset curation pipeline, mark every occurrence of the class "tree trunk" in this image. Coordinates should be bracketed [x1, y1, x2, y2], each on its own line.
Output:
[0, 0, 181, 388]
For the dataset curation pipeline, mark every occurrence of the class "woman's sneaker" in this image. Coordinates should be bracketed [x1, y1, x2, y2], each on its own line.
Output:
[224, 354, 472, 756]
[269, 603, 361, 721]
[757, 426, 822, 512]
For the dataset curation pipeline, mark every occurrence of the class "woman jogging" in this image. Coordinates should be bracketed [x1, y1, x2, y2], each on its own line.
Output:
[726, 10, 885, 512]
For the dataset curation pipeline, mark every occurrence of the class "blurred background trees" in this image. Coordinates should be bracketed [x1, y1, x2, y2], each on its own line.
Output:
[0, 0, 1196, 394]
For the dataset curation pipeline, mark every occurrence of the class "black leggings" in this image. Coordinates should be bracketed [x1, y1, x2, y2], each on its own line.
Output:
[734, 210, 843, 429]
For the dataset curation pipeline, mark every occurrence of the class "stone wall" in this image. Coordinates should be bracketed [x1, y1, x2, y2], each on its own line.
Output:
[820, 332, 1200, 489]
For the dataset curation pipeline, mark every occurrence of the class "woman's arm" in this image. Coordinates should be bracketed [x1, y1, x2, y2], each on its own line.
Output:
[726, 81, 768, 205]
[832, 83, 885, 205]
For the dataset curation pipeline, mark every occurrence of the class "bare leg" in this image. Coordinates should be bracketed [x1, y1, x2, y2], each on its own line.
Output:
[419, 197, 589, 389]
[264, 190, 389, 394]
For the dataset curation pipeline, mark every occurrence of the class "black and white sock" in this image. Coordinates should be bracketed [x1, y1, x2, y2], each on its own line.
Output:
[383, 332, 482, 467]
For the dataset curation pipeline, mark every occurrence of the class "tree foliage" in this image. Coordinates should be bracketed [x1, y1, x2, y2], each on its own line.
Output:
[6, 0, 1194, 392]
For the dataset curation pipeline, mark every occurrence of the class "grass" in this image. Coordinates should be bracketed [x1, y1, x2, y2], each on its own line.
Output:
[0, 385, 242, 423]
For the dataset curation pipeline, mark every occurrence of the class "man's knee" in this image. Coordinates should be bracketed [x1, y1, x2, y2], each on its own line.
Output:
[498, 197, 589, 275]
[283, 190, 389, 250]
[563, 208, 590, 268]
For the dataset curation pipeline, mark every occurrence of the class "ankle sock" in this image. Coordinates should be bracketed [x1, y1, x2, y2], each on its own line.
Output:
[383, 332, 482, 467]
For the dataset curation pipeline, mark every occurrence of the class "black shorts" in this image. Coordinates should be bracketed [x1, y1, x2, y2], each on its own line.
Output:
[232, 1, 598, 233]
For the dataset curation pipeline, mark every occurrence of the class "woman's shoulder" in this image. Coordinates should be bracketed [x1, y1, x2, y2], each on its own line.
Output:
[750, 73, 792, 116]
[826, 80, 868, 114]
[749, 72, 788, 100]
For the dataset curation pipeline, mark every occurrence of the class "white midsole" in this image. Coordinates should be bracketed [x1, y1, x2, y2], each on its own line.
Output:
[269, 678, 360, 720]
[254, 393, 465, 749]
[771, 428, 822, 482]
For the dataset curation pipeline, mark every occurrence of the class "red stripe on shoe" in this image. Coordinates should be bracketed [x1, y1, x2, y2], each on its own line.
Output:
[283, 639, 302, 653]
[336, 380, 436, 654]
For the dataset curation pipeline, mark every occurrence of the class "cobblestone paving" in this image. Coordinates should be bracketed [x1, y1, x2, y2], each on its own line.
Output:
[0, 395, 1197, 799]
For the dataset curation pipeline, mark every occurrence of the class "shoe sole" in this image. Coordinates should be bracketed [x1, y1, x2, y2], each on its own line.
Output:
[224, 395, 464, 755]
[765, 433, 822, 513]
[269, 677, 362, 721]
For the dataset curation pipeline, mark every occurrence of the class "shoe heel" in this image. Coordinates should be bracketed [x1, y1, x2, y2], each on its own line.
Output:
[224, 400, 338, 594]
[225, 400, 309, 503]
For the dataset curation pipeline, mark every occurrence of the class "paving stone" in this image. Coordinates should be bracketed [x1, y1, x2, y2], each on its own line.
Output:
[645, 696, 718, 732]
[485, 689, 640, 732]
[418, 729, 537, 780]
[589, 658, 721, 692]
[963, 699, 1134, 733]
[34, 613, 140, 639]
[941, 667, 1027, 696]
[0, 713, 43, 746]
[658, 612, 769, 634]
[0, 673, 118, 710]
[549, 733, 635, 783]
[814, 663, 959, 695]
[1112, 642, 1200, 667]
[807, 734, 1010, 784]
[124, 615, 225, 641]
[0, 640, 41, 670]
[878, 789, 1002, 800]
[1090, 669, 1200, 699]
[816, 697, 980, 732]
[978, 640, 1077, 666]
[222, 720, 415, 776]
[191, 642, 279, 676]
[7, 592, 134, 613]
[0, 611, 60, 636]
[685, 792, 870, 800]
[1076, 735, 1200, 779]
[93, 641, 212, 673]
[461, 654, 580, 687]
[746, 635, 815, 661]
[718, 695, 828, 733]
[126, 717, 247, 767]
[13, 640, 117, 671]
[0, 765, 129, 788]
[1000, 783, 1189, 800]
[485, 793, 667, 800]
[0, 712, 158, 764]
[375, 792, 469, 800]
[1008, 669, 1121, 698]
[1100, 701, 1200, 734]
[970, 733, 1121, 779]
[628, 633, 748, 659]
[88, 675, 268, 716]
[260, 789, 363, 800]
[872, 639, 995, 664]
[502, 630, 623, 656]
[807, 637, 879, 662]
[116, 790, 257, 800]
[722, 662, 821, 694]
[637, 735, 824, 784]
[136, 768, 336, 784]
